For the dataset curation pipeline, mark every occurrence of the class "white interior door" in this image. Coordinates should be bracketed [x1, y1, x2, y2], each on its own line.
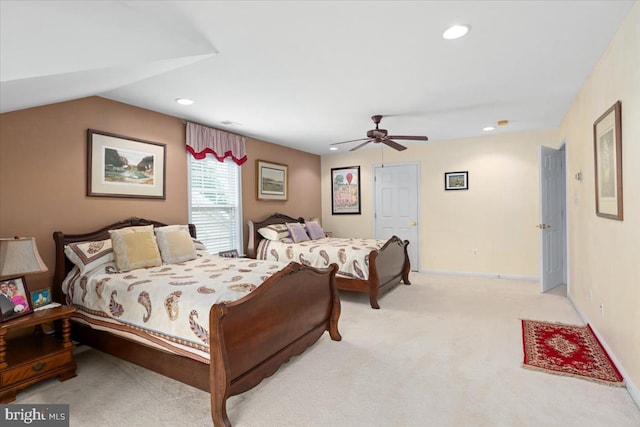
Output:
[374, 163, 419, 271]
[539, 145, 567, 292]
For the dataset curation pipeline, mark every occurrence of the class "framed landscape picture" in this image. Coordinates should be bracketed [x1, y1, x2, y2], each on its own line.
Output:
[256, 160, 288, 200]
[87, 129, 166, 199]
[444, 171, 469, 190]
[331, 166, 361, 214]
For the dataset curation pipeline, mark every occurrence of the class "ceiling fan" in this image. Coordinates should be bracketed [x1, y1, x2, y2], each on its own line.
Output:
[331, 115, 429, 151]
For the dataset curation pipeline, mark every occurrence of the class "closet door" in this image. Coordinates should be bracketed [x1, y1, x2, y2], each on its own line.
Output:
[374, 163, 419, 271]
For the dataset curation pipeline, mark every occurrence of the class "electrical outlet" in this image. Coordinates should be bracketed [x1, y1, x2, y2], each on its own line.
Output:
[600, 304, 604, 317]
[472, 248, 478, 256]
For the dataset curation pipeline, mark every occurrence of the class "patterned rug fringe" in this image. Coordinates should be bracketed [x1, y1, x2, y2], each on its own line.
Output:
[521, 363, 625, 387]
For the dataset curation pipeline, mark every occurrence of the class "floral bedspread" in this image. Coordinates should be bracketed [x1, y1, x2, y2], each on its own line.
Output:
[257, 237, 385, 280]
[62, 256, 285, 361]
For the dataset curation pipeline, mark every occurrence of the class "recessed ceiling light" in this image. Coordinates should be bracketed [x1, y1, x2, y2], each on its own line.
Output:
[443, 25, 470, 40]
[175, 98, 194, 106]
[483, 126, 496, 131]
[221, 120, 243, 126]
[329, 147, 338, 151]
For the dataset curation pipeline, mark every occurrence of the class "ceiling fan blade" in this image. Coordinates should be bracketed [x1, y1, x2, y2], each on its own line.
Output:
[386, 135, 429, 141]
[381, 139, 407, 151]
[350, 140, 374, 151]
[331, 137, 370, 146]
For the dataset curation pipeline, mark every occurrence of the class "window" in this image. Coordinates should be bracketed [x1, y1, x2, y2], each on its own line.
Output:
[188, 156, 242, 254]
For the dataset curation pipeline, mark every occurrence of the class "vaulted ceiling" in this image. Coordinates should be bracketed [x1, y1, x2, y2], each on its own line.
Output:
[1, 1, 634, 154]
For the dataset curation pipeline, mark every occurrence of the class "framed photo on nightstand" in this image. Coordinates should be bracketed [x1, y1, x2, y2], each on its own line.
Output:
[0, 276, 33, 322]
[31, 288, 53, 310]
[218, 249, 240, 258]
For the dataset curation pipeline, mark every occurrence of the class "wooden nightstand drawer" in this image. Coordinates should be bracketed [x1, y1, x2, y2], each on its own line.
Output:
[1, 349, 72, 387]
[0, 305, 77, 403]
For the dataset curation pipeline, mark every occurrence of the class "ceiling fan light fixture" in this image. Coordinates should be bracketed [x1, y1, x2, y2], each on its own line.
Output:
[483, 126, 496, 131]
[175, 98, 194, 106]
[443, 24, 470, 40]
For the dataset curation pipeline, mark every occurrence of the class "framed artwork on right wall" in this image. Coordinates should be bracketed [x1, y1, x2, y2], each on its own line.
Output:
[593, 100, 623, 221]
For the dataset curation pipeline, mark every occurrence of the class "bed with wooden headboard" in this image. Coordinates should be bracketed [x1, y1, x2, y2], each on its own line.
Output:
[52, 217, 341, 427]
[247, 213, 411, 309]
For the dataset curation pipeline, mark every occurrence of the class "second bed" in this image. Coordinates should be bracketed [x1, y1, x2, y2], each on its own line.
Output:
[247, 213, 411, 309]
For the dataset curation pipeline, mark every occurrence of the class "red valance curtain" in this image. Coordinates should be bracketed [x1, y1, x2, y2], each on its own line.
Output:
[186, 122, 247, 165]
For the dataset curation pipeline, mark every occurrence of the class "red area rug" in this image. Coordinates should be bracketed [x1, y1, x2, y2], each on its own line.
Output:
[521, 319, 624, 386]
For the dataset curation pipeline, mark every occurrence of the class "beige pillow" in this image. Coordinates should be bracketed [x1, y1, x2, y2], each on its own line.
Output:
[109, 226, 162, 272]
[155, 225, 197, 264]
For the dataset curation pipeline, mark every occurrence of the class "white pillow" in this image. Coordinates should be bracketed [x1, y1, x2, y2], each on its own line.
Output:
[109, 226, 162, 272]
[258, 224, 289, 241]
[155, 225, 197, 264]
[64, 239, 114, 274]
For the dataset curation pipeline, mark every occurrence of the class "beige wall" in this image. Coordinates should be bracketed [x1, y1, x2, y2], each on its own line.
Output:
[556, 3, 639, 394]
[322, 129, 554, 278]
[0, 97, 320, 291]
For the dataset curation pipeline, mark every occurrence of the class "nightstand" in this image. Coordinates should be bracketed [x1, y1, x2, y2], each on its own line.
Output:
[0, 305, 77, 403]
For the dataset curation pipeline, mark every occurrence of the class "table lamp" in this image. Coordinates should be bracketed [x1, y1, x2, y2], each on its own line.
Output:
[0, 237, 48, 280]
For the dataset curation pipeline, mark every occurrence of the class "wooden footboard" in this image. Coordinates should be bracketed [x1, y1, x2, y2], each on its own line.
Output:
[247, 213, 411, 309]
[335, 236, 411, 309]
[209, 262, 341, 426]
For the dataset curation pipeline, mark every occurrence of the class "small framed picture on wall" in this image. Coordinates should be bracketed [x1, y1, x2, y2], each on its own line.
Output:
[444, 171, 469, 191]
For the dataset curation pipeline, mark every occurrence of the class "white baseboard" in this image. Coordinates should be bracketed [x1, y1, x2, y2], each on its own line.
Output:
[568, 294, 640, 410]
[420, 269, 539, 282]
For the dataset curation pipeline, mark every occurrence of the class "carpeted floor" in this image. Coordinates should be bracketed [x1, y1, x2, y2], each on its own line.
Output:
[13, 273, 640, 426]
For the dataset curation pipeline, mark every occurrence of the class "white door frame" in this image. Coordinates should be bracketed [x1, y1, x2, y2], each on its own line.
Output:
[372, 161, 421, 271]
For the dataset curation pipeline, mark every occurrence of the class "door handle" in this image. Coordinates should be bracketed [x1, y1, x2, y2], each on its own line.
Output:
[410, 221, 417, 226]
[536, 224, 551, 229]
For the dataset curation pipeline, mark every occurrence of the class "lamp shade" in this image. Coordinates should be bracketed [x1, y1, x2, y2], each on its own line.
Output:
[0, 237, 48, 278]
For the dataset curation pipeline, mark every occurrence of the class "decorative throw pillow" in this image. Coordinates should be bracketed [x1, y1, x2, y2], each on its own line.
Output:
[258, 224, 289, 241]
[192, 238, 208, 254]
[155, 225, 197, 264]
[305, 220, 326, 240]
[109, 225, 162, 272]
[286, 222, 310, 243]
[64, 239, 114, 274]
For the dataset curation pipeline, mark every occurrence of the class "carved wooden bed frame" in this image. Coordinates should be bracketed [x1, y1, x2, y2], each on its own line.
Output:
[52, 217, 341, 427]
[246, 213, 411, 309]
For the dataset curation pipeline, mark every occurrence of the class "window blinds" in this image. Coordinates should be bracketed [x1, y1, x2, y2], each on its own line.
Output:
[188, 156, 242, 254]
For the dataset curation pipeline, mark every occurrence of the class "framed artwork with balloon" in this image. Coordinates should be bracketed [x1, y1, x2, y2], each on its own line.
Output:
[331, 166, 361, 215]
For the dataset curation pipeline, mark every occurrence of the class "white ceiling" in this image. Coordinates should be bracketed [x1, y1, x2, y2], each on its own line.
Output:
[1, 1, 635, 155]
